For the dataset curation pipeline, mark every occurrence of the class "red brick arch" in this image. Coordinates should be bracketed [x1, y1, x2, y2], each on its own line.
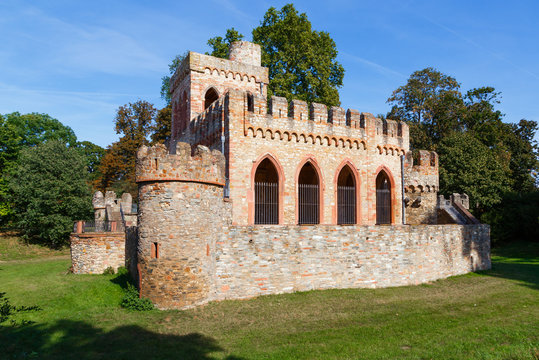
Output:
[333, 159, 361, 225]
[248, 153, 285, 225]
[295, 156, 325, 224]
[374, 165, 397, 224]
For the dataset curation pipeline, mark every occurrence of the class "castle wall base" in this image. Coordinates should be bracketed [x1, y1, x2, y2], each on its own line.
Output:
[213, 224, 489, 302]
[70, 233, 126, 274]
[145, 223, 490, 309]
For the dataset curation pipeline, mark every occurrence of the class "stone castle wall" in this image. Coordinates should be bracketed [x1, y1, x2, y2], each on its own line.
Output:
[225, 90, 409, 225]
[134, 143, 491, 310]
[212, 224, 490, 302]
[136, 143, 230, 309]
[404, 150, 439, 225]
[70, 233, 125, 274]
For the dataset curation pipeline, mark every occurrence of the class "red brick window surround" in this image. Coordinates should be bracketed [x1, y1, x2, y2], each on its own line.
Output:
[151, 242, 159, 259]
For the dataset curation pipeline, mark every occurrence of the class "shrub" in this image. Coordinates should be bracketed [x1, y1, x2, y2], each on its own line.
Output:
[120, 283, 154, 311]
[102, 266, 115, 275]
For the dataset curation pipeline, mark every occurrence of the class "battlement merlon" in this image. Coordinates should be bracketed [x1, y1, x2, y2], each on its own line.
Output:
[236, 90, 410, 150]
[170, 51, 269, 93]
[136, 143, 226, 186]
[403, 150, 439, 192]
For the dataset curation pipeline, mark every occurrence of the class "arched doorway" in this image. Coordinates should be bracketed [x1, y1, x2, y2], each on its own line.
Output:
[376, 171, 391, 224]
[337, 165, 356, 224]
[203, 87, 219, 110]
[298, 162, 320, 224]
[254, 158, 279, 224]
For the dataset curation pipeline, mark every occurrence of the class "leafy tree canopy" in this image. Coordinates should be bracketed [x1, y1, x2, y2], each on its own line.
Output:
[437, 132, 512, 214]
[95, 100, 157, 196]
[0, 112, 102, 223]
[163, 4, 345, 108]
[252, 4, 344, 106]
[207, 28, 244, 58]
[8, 140, 93, 247]
[0, 112, 77, 171]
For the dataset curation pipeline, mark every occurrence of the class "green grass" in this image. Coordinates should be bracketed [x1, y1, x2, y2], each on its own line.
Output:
[0, 233, 69, 261]
[1, 237, 538, 360]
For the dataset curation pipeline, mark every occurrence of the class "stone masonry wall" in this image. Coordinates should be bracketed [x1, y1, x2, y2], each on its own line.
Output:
[136, 142, 229, 309]
[404, 150, 439, 224]
[70, 233, 125, 274]
[212, 224, 490, 302]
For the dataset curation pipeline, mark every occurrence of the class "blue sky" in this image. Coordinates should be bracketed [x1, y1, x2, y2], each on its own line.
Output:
[1, 0, 538, 147]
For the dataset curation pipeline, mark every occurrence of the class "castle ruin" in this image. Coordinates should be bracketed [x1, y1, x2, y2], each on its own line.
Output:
[72, 41, 491, 309]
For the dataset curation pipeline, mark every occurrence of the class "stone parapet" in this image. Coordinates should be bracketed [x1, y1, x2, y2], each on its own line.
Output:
[170, 51, 269, 91]
[404, 150, 439, 192]
[244, 94, 409, 152]
[136, 143, 226, 186]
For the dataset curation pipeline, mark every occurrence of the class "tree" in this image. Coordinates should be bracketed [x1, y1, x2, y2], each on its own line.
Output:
[163, 4, 345, 108]
[150, 105, 171, 145]
[76, 141, 105, 187]
[252, 4, 344, 106]
[207, 28, 244, 58]
[8, 140, 92, 247]
[95, 100, 157, 196]
[160, 52, 188, 105]
[0, 112, 79, 224]
[437, 132, 512, 215]
[387, 67, 464, 149]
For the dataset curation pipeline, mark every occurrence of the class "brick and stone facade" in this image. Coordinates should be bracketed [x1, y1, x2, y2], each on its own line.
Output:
[71, 41, 491, 309]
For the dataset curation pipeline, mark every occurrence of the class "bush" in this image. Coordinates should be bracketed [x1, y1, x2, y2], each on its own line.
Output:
[120, 283, 154, 311]
[102, 266, 115, 275]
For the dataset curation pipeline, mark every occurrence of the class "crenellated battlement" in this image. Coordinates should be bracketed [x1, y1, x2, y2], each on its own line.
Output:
[237, 92, 410, 153]
[404, 150, 439, 193]
[136, 142, 226, 186]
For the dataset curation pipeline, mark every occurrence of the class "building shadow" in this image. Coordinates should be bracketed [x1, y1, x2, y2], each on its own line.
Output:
[481, 242, 539, 291]
[1, 319, 244, 360]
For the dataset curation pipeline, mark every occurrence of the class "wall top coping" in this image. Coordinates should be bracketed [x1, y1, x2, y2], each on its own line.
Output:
[170, 51, 269, 90]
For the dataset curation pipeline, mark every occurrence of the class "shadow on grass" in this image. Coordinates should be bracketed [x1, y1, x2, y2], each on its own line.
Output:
[484, 242, 539, 291]
[1, 319, 243, 360]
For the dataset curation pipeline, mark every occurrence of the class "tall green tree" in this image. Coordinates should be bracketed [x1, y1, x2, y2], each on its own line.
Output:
[160, 52, 188, 105]
[387, 67, 464, 149]
[76, 141, 105, 187]
[163, 4, 345, 108]
[207, 28, 244, 58]
[95, 100, 157, 196]
[8, 140, 92, 247]
[252, 4, 344, 106]
[0, 113, 79, 224]
[437, 132, 512, 215]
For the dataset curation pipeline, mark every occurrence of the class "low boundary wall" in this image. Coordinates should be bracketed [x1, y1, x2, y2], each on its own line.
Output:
[212, 224, 490, 302]
[70, 233, 125, 274]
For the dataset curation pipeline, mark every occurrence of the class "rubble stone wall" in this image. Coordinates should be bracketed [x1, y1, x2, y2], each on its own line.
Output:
[70, 233, 125, 274]
[213, 224, 491, 302]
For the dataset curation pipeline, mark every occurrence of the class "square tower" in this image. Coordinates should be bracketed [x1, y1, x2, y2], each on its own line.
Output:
[169, 41, 269, 140]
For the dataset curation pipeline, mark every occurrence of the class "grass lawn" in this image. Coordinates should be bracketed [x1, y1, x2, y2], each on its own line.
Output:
[0, 237, 538, 360]
[0, 232, 69, 261]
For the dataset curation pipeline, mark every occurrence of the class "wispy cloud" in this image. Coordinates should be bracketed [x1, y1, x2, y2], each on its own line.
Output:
[12, 5, 168, 77]
[340, 51, 406, 79]
[212, 0, 256, 23]
[420, 15, 539, 81]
